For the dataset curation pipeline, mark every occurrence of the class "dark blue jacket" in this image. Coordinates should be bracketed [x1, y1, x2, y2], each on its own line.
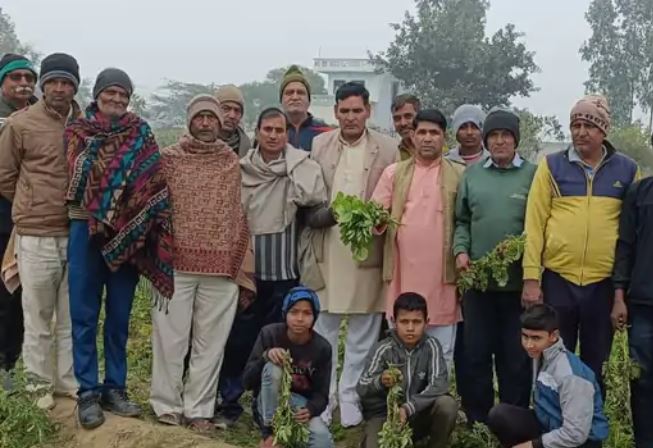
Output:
[288, 113, 330, 152]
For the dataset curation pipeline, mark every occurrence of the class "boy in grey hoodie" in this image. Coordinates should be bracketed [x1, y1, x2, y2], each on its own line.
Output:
[357, 293, 458, 448]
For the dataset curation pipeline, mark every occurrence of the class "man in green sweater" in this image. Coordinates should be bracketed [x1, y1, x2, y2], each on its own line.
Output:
[453, 108, 536, 425]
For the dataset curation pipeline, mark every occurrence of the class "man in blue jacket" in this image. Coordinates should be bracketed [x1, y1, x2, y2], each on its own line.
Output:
[488, 304, 608, 448]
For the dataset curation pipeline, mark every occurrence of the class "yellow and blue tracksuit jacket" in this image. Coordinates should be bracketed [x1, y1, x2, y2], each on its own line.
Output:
[523, 142, 639, 286]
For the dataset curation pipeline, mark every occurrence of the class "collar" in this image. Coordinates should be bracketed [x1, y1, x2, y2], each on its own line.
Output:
[339, 129, 368, 147]
[541, 338, 565, 365]
[483, 152, 524, 169]
[568, 145, 607, 167]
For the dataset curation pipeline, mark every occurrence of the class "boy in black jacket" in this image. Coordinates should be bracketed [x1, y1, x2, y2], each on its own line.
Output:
[243, 286, 333, 448]
[357, 293, 458, 448]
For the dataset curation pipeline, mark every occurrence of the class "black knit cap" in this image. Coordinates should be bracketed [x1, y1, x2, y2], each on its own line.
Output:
[39, 53, 80, 93]
[483, 108, 521, 148]
[93, 68, 133, 99]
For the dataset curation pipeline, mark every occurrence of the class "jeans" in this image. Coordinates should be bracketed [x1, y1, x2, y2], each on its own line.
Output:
[218, 279, 298, 420]
[256, 362, 333, 448]
[68, 220, 139, 394]
[629, 304, 653, 447]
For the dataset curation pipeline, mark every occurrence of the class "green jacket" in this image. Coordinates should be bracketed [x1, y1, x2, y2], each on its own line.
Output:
[453, 156, 536, 291]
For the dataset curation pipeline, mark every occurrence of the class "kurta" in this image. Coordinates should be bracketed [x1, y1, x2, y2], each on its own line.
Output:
[317, 133, 384, 314]
[372, 158, 460, 325]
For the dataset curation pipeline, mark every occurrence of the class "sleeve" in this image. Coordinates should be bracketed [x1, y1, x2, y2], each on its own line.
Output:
[235, 241, 257, 296]
[0, 121, 22, 202]
[293, 159, 328, 208]
[403, 338, 449, 417]
[370, 164, 394, 210]
[540, 375, 595, 448]
[523, 159, 553, 281]
[305, 340, 333, 417]
[242, 328, 269, 391]
[613, 182, 639, 291]
[356, 340, 392, 401]
[453, 173, 471, 257]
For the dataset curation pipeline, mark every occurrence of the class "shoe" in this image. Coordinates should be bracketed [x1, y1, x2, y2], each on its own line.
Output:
[36, 392, 56, 411]
[78, 392, 105, 429]
[158, 412, 183, 426]
[211, 414, 237, 429]
[340, 401, 362, 428]
[101, 389, 141, 417]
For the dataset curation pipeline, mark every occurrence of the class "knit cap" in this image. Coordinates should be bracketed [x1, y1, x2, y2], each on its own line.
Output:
[452, 104, 485, 135]
[0, 53, 37, 84]
[281, 286, 321, 324]
[186, 94, 222, 129]
[39, 53, 80, 93]
[216, 84, 245, 111]
[570, 95, 611, 135]
[483, 108, 521, 148]
[93, 68, 133, 99]
[279, 65, 311, 101]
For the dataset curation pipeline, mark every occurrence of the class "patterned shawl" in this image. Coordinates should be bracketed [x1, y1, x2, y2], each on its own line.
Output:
[65, 103, 174, 298]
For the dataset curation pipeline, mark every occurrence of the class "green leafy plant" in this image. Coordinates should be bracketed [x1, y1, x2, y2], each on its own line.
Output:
[272, 352, 310, 448]
[379, 366, 413, 448]
[331, 192, 398, 262]
[457, 234, 526, 294]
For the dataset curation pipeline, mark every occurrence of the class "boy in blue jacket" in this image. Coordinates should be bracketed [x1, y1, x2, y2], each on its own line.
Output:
[488, 304, 608, 448]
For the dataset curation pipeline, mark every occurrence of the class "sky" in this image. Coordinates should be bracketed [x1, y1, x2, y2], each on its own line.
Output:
[3, 0, 596, 126]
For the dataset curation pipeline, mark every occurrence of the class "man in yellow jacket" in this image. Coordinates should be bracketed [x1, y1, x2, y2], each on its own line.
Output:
[521, 95, 639, 391]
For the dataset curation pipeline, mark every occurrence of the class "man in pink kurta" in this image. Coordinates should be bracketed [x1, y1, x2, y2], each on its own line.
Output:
[372, 109, 463, 367]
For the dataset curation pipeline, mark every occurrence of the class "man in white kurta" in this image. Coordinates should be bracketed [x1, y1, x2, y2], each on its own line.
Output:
[308, 82, 397, 427]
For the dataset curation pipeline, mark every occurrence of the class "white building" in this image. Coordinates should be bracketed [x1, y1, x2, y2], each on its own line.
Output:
[310, 58, 404, 132]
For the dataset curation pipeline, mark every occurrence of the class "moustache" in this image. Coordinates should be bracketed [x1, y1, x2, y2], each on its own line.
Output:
[14, 86, 34, 95]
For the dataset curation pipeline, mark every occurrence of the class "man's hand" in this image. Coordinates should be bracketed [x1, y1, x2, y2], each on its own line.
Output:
[381, 370, 397, 388]
[521, 279, 543, 308]
[238, 288, 255, 312]
[611, 290, 628, 331]
[399, 407, 408, 426]
[455, 253, 470, 271]
[513, 441, 533, 448]
[294, 408, 311, 424]
[266, 348, 288, 366]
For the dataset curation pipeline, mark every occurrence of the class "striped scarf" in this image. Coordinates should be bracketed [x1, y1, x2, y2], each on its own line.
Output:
[65, 103, 174, 298]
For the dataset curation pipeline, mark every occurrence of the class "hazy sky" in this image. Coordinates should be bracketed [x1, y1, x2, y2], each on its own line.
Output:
[4, 0, 595, 125]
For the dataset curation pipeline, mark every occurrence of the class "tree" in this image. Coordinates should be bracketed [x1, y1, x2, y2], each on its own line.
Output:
[239, 65, 327, 129]
[0, 7, 40, 63]
[515, 109, 565, 161]
[148, 80, 216, 128]
[581, 0, 653, 127]
[610, 123, 653, 174]
[372, 0, 539, 115]
[129, 93, 150, 118]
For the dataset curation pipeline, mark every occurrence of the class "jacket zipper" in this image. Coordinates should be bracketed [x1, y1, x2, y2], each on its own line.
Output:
[578, 158, 609, 284]
[405, 349, 412, 403]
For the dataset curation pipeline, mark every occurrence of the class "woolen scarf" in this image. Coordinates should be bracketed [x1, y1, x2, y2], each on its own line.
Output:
[161, 134, 249, 278]
[65, 102, 174, 298]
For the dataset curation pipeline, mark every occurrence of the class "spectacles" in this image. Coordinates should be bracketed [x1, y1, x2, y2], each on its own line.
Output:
[7, 72, 35, 83]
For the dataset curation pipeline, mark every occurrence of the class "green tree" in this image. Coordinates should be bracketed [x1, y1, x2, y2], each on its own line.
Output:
[149, 80, 215, 128]
[0, 7, 40, 63]
[515, 109, 566, 161]
[129, 93, 150, 118]
[610, 123, 653, 174]
[581, 0, 653, 127]
[372, 0, 539, 115]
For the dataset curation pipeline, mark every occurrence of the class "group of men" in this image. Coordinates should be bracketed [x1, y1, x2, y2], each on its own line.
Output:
[0, 49, 652, 448]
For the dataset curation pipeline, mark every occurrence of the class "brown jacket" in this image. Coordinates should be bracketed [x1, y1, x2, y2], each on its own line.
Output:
[0, 100, 81, 236]
[381, 157, 465, 283]
[300, 128, 398, 285]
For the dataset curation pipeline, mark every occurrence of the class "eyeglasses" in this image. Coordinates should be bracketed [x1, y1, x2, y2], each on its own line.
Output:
[7, 72, 35, 83]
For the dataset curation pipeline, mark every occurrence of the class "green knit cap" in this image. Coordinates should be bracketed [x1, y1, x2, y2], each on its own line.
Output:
[279, 65, 311, 102]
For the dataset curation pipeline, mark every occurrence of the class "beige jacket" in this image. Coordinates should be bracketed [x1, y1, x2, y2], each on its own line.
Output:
[299, 129, 398, 289]
[0, 100, 81, 236]
[381, 157, 465, 283]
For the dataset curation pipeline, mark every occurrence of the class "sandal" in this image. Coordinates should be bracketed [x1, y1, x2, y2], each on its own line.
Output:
[188, 418, 214, 434]
[158, 412, 183, 426]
